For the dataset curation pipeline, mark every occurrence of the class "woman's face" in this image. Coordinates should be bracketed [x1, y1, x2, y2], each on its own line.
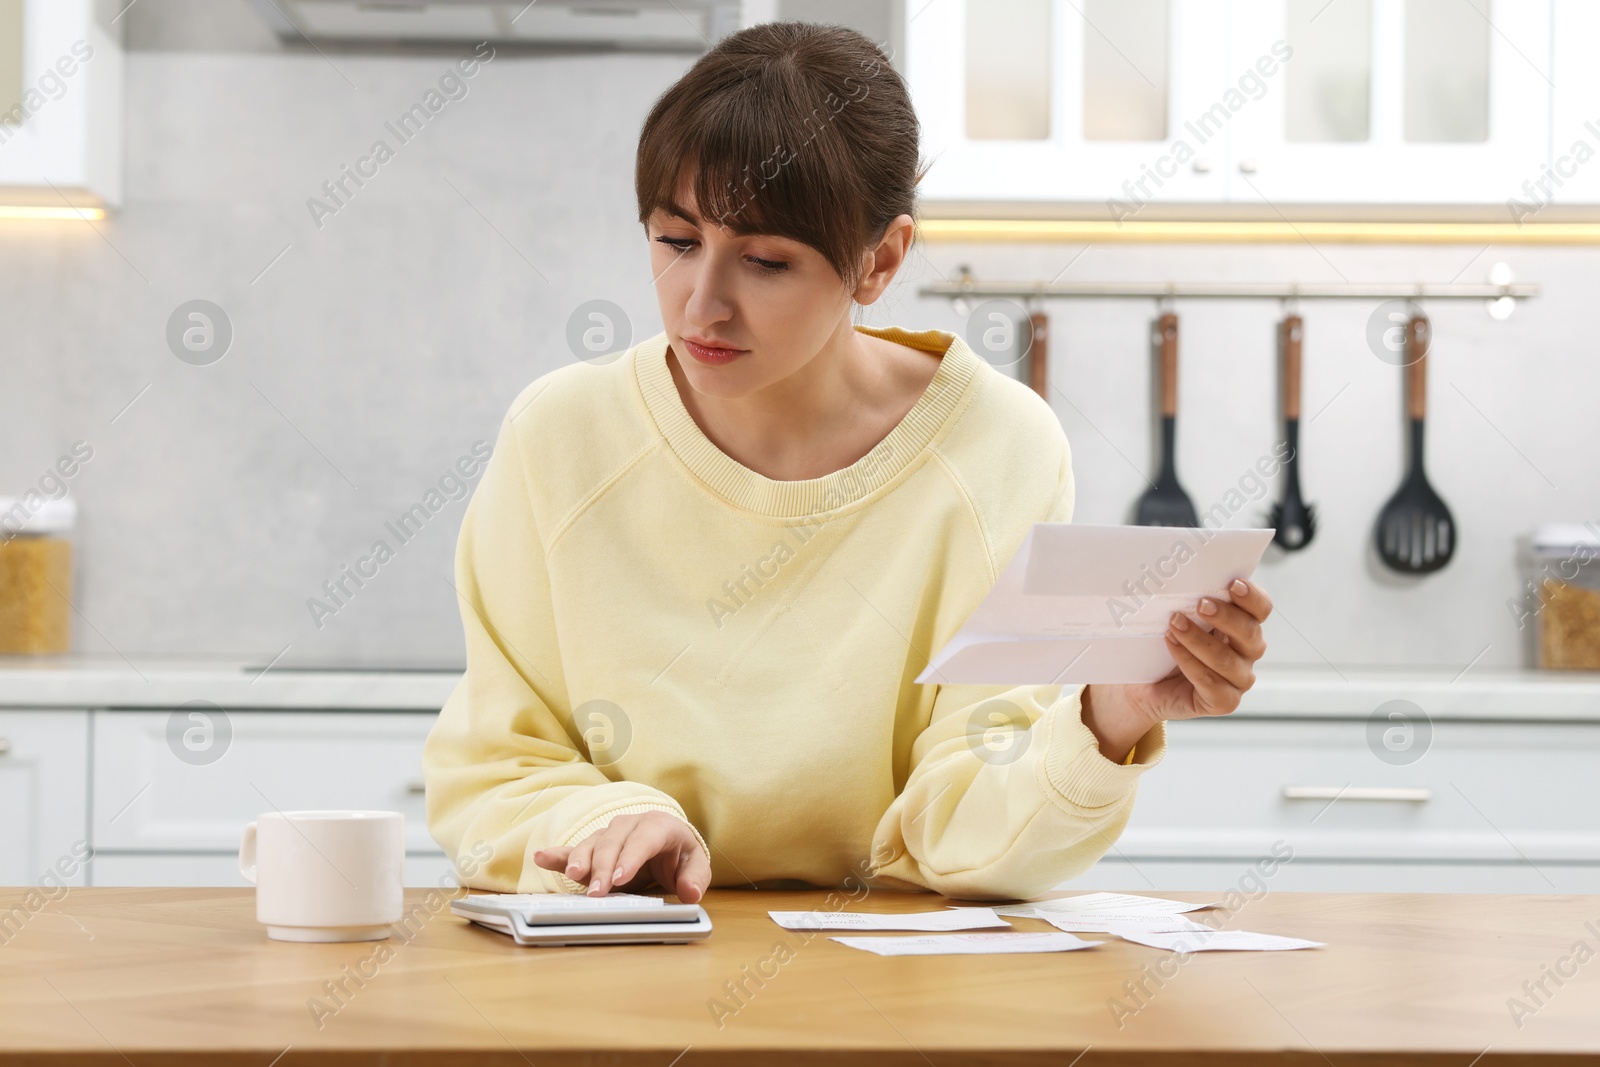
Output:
[645, 183, 864, 402]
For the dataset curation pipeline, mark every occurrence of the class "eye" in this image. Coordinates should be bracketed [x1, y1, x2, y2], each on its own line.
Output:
[746, 255, 788, 275]
[655, 235, 694, 253]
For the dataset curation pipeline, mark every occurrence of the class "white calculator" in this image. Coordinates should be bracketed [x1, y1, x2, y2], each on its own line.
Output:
[450, 892, 713, 947]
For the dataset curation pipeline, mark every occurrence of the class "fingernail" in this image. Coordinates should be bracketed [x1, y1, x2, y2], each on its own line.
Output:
[1232, 579, 1249, 596]
[1198, 598, 1217, 616]
[567, 863, 579, 875]
[1171, 614, 1189, 631]
[1165, 632, 1178, 644]
[613, 868, 625, 882]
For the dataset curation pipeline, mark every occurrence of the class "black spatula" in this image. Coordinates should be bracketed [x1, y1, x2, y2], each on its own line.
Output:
[1269, 313, 1316, 550]
[1134, 311, 1199, 527]
[1374, 312, 1456, 573]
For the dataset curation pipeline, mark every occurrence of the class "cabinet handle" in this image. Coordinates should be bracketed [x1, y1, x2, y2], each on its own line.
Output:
[406, 779, 427, 794]
[1283, 786, 1432, 802]
[0, 737, 9, 756]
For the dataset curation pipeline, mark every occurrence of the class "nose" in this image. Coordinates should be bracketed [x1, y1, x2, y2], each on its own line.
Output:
[681, 252, 735, 332]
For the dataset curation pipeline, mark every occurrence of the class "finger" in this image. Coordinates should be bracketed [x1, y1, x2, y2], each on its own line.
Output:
[647, 846, 682, 896]
[532, 846, 572, 873]
[1171, 613, 1253, 691]
[1226, 578, 1273, 623]
[1165, 630, 1238, 714]
[584, 822, 634, 896]
[562, 838, 595, 886]
[1195, 597, 1267, 659]
[611, 821, 673, 889]
[677, 841, 712, 904]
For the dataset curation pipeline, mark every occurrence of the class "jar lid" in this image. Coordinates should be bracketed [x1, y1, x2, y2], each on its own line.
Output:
[0, 497, 77, 535]
[1531, 522, 1600, 554]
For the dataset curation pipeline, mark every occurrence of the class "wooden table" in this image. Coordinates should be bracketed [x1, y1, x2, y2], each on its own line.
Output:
[1, 887, 1597, 1065]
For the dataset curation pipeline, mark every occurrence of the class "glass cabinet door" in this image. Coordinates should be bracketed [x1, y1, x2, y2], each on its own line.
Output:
[1225, 0, 1551, 204]
[906, 0, 1556, 207]
[909, 0, 1233, 204]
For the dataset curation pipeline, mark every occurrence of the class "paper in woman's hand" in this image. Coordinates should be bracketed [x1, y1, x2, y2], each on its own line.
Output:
[916, 523, 1273, 685]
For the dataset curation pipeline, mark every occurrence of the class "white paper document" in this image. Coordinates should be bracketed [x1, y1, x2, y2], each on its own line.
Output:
[1112, 928, 1325, 952]
[992, 893, 1220, 918]
[769, 908, 1009, 931]
[829, 932, 1100, 956]
[1039, 913, 1213, 934]
[916, 523, 1274, 685]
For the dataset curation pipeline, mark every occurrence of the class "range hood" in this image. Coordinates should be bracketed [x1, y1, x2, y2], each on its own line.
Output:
[246, 0, 745, 51]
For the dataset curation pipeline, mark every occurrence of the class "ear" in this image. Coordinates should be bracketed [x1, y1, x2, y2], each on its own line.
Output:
[851, 214, 915, 306]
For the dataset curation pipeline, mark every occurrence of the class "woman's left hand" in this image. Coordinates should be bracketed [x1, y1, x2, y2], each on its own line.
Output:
[1081, 578, 1273, 761]
[1143, 577, 1273, 720]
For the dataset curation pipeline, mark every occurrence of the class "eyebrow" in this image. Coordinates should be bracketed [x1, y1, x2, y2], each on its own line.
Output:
[660, 200, 702, 226]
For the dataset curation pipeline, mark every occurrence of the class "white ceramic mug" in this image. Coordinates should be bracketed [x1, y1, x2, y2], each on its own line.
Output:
[238, 810, 404, 942]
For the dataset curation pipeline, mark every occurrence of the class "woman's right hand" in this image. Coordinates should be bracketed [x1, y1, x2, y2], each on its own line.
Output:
[533, 811, 711, 902]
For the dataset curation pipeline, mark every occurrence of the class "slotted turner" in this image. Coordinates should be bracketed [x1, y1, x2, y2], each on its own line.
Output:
[1134, 311, 1199, 527]
[1269, 313, 1316, 550]
[1374, 312, 1456, 573]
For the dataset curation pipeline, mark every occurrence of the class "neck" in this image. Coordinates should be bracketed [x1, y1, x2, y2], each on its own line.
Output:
[668, 316, 881, 481]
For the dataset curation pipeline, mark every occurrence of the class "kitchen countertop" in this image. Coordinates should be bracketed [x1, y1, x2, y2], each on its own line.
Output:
[0, 655, 461, 710]
[1, 656, 1598, 718]
[1, 886, 1595, 1065]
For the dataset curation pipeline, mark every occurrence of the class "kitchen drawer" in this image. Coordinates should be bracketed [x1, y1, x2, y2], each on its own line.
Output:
[91, 852, 457, 889]
[0, 711, 89, 887]
[1118, 718, 1600, 863]
[92, 711, 438, 853]
[1060, 858, 1600, 895]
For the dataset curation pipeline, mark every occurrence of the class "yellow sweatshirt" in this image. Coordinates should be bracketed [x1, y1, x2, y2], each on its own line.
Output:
[422, 325, 1166, 901]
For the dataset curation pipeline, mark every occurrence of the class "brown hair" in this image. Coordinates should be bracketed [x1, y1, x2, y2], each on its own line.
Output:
[635, 21, 927, 293]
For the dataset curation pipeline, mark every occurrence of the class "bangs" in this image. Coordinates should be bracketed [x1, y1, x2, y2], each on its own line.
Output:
[643, 103, 856, 244]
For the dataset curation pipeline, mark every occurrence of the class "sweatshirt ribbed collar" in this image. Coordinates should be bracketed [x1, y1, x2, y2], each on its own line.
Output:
[633, 325, 982, 519]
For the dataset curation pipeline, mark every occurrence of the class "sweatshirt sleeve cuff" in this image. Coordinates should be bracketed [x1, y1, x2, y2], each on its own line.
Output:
[1040, 689, 1167, 811]
[550, 801, 712, 894]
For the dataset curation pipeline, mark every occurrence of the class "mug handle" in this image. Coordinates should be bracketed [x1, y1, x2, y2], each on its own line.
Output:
[239, 821, 258, 886]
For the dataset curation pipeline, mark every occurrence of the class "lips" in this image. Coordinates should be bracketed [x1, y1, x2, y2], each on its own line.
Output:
[682, 337, 746, 367]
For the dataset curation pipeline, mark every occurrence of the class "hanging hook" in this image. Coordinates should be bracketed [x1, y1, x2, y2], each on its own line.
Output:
[950, 263, 976, 317]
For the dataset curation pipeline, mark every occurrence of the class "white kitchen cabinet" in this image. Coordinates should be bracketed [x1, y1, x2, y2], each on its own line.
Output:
[0, 0, 123, 209]
[0, 710, 89, 887]
[91, 710, 443, 854]
[909, 0, 1555, 208]
[909, 0, 1234, 204]
[1227, 0, 1551, 205]
[1054, 716, 1600, 893]
[1060, 858, 1600, 894]
[1544, 0, 1600, 208]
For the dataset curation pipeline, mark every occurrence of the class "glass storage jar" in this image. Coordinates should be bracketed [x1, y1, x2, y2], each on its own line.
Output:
[1520, 523, 1600, 671]
[0, 498, 76, 655]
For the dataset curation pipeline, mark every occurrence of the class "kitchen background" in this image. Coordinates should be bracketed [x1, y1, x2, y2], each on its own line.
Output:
[1, 0, 1593, 670]
[2, 0, 1597, 893]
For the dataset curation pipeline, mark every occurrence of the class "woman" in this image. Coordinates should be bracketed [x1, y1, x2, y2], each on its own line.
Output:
[422, 21, 1271, 904]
